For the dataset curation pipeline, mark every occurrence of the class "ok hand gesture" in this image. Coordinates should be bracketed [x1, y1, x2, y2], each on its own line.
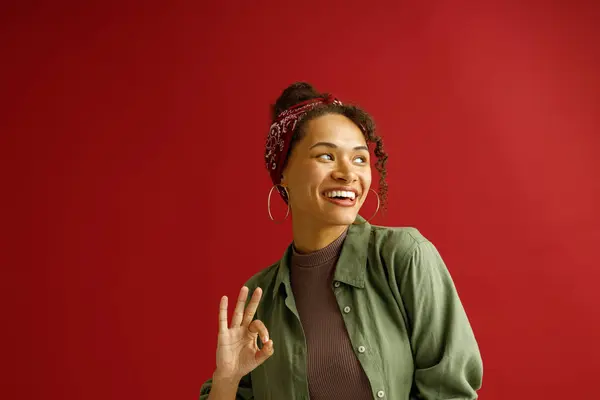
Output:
[214, 286, 274, 382]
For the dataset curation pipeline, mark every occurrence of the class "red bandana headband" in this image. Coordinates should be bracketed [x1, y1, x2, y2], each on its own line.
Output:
[264, 94, 342, 189]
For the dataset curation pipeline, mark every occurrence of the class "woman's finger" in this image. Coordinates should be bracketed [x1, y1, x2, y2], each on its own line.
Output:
[254, 340, 274, 365]
[218, 296, 228, 334]
[241, 287, 263, 326]
[230, 286, 249, 327]
[248, 319, 270, 344]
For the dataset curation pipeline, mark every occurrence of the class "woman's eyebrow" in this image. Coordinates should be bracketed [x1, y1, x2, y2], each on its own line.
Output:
[309, 142, 368, 151]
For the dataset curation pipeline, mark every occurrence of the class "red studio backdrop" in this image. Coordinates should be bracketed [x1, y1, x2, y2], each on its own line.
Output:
[2, 1, 599, 399]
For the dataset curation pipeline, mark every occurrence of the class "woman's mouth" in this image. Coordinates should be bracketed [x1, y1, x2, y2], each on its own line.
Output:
[322, 190, 358, 207]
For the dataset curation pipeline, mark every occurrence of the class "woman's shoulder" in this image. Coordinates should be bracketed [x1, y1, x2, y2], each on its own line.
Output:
[364, 223, 439, 265]
[366, 223, 452, 281]
[369, 223, 430, 247]
[242, 259, 282, 293]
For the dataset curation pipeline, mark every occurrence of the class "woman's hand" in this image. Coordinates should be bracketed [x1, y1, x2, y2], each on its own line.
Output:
[214, 286, 274, 382]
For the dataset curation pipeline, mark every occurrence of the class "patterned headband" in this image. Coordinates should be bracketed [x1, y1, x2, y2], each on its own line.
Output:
[264, 94, 342, 193]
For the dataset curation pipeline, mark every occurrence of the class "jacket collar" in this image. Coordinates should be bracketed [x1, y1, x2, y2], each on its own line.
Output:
[273, 215, 372, 300]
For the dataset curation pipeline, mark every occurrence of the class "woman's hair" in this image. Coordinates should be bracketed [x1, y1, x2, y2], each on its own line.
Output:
[271, 82, 389, 210]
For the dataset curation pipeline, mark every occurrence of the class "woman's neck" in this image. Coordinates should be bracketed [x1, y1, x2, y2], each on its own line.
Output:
[292, 219, 348, 254]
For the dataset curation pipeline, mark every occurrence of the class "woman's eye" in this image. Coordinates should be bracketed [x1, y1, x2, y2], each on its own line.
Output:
[317, 154, 333, 161]
[355, 156, 367, 164]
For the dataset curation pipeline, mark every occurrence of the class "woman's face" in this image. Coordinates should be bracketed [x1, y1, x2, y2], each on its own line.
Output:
[281, 113, 372, 227]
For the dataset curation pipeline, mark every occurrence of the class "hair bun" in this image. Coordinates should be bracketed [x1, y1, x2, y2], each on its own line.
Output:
[272, 82, 323, 119]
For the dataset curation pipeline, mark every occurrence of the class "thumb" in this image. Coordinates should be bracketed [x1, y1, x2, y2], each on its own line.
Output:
[254, 339, 274, 366]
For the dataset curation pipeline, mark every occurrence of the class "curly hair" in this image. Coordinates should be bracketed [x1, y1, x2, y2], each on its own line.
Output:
[271, 82, 389, 211]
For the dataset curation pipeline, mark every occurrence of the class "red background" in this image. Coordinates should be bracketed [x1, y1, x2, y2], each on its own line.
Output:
[2, 1, 599, 399]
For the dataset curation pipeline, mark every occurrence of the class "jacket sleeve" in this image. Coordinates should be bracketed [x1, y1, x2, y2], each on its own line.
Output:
[395, 239, 483, 399]
[199, 372, 254, 400]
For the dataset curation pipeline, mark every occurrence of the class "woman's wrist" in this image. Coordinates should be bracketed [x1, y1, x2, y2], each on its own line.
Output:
[212, 369, 242, 386]
[207, 370, 241, 400]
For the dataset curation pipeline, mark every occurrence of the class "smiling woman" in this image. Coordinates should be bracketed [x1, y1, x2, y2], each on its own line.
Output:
[282, 112, 375, 251]
[200, 83, 483, 400]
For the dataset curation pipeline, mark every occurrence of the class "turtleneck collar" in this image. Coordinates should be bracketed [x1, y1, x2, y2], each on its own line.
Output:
[292, 227, 349, 267]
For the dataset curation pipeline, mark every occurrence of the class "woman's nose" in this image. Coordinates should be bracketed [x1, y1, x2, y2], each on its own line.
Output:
[332, 164, 357, 183]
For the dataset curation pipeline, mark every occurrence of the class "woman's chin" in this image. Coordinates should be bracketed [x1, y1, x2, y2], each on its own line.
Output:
[321, 209, 359, 226]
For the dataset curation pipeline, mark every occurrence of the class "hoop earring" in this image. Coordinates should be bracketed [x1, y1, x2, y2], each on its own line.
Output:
[268, 184, 290, 223]
[353, 188, 380, 225]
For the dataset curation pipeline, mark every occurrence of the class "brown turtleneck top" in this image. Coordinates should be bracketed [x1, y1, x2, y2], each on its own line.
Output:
[290, 229, 373, 399]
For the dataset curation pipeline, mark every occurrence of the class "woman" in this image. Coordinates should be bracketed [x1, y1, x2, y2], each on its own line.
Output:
[200, 83, 483, 399]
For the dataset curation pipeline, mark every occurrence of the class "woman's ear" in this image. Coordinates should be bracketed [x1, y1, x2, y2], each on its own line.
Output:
[280, 174, 287, 187]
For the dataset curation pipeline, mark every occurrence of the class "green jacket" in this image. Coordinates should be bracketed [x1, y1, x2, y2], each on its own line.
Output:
[200, 218, 483, 399]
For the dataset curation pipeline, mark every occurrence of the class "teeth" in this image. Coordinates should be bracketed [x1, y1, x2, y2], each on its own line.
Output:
[325, 190, 356, 199]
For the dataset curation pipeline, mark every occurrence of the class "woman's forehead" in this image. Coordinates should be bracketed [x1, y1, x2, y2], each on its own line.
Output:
[303, 114, 366, 147]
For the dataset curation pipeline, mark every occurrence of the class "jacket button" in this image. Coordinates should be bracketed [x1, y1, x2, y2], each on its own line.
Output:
[334, 281, 341, 288]
[358, 346, 366, 353]
[343, 306, 351, 313]
[377, 390, 385, 398]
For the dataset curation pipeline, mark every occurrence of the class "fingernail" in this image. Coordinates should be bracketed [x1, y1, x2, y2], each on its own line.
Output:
[263, 336, 268, 343]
